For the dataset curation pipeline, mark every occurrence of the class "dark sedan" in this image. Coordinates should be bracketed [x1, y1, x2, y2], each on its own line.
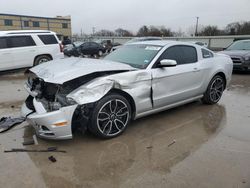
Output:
[79, 42, 106, 56]
[64, 42, 106, 57]
[219, 40, 250, 71]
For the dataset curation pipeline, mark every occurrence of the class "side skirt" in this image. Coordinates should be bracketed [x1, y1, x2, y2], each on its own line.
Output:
[134, 95, 203, 120]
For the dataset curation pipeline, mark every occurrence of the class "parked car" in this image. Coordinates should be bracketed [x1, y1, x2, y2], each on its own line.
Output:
[95, 39, 113, 53]
[189, 41, 208, 48]
[62, 38, 72, 45]
[63, 41, 83, 57]
[79, 42, 106, 56]
[218, 39, 250, 71]
[0, 30, 63, 71]
[64, 41, 106, 57]
[112, 37, 162, 51]
[22, 40, 233, 140]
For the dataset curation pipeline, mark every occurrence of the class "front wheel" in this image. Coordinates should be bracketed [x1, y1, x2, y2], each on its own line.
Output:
[202, 75, 225, 104]
[89, 94, 131, 139]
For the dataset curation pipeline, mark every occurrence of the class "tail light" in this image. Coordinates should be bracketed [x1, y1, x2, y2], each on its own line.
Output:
[59, 43, 63, 53]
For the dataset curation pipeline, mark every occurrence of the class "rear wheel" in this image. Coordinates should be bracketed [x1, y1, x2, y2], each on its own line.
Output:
[98, 50, 103, 57]
[202, 75, 225, 104]
[34, 55, 51, 66]
[89, 94, 131, 139]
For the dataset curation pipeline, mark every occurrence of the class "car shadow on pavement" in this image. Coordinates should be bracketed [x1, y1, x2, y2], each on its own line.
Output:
[19, 101, 226, 187]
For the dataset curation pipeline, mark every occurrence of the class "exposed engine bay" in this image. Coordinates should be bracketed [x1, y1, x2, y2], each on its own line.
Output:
[26, 70, 129, 112]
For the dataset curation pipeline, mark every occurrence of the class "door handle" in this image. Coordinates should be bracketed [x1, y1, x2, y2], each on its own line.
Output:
[193, 68, 200, 72]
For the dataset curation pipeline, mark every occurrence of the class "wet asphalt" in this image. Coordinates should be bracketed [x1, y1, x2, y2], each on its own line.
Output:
[0, 70, 250, 188]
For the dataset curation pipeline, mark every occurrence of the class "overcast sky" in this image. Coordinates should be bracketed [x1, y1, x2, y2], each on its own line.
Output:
[1, 0, 250, 35]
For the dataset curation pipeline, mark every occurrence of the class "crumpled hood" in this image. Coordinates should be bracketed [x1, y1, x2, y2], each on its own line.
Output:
[30, 57, 136, 84]
[218, 50, 250, 57]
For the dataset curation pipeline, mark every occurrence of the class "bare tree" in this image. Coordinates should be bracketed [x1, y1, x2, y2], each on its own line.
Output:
[186, 25, 203, 36]
[199, 25, 220, 36]
[159, 26, 173, 37]
[148, 26, 162, 36]
[137, 25, 149, 36]
[115, 28, 134, 37]
[94, 29, 115, 36]
[225, 21, 250, 35]
[137, 25, 173, 37]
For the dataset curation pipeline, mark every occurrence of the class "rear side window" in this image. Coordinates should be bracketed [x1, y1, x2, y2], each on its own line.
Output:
[38, 35, 58, 45]
[0, 37, 8, 49]
[202, 49, 214, 58]
[81, 42, 90, 48]
[158, 45, 197, 65]
[8, 36, 36, 48]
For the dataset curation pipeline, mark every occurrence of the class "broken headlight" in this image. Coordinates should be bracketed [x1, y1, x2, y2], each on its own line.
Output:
[66, 97, 77, 105]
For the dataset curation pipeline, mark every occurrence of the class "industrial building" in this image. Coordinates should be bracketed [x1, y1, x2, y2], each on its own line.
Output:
[0, 13, 71, 40]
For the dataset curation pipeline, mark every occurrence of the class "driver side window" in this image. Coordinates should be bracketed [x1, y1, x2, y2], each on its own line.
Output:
[157, 45, 197, 65]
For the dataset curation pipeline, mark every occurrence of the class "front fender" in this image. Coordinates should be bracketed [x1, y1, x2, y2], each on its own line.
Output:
[67, 78, 115, 105]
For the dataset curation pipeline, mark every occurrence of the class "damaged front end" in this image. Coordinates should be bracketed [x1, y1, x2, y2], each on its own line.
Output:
[22, 73, 78, 139]
[22, 70, 130, 140]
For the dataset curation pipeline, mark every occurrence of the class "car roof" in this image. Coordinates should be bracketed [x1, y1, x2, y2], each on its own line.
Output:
[0, 30, 55, 36]
[234, 39, 250, 42]
[125, 40, 199, 47]
[134, 36, 162, 39]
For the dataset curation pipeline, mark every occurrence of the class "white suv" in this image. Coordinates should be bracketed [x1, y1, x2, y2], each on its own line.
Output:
[0, 30, 64, 71]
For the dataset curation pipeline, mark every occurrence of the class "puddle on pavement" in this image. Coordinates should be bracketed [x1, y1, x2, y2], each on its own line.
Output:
[17, 102, 226, 188]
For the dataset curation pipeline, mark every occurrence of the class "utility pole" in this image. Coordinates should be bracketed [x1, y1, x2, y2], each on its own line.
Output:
[92, 27, 96, 36]
[195, 17, 199, 36]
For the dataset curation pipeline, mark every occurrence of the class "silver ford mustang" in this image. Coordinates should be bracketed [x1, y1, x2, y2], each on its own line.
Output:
[21, 41, 233, 140]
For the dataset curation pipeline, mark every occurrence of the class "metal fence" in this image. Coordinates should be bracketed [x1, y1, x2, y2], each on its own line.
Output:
[72, 35, 250, 51]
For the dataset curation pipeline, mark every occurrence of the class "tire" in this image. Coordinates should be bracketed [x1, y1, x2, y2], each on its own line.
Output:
[34, 55, 51, 66]
[201, 75, 225, 105]
[89, 93, 131, 139]
[98, 50, 103, 57]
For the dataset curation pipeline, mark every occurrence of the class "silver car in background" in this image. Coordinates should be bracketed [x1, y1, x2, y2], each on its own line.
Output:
[21, 41, 233, 140]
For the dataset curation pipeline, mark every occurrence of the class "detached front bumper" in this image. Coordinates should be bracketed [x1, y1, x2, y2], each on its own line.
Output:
[21, 98, 77, 140]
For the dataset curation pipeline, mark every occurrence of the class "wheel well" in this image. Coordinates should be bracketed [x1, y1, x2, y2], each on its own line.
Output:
[71, 89, 137, 134]
[215, 72, 226, 89]
[34, 54, 53, 64]
[109, 89, 136, 119]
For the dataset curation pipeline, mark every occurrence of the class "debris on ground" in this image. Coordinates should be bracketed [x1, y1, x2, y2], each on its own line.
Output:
[0, 111, 34, 133]
[47, 147, 58, 151]
[4, 147, 66, 153]
[33, 135, 38, 145]
[48, 156, 57, 163]
[22, 139, 35, 146]
[168, 139, 176, 147]
[0, 117, 25, 133]
[146, 146, 153, 149]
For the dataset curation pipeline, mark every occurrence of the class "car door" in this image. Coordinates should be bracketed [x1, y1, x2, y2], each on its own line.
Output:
[8, 36, 37, 68]
[89, 42, 99, 55]
[0, 37, 14, 71]
[80, 42, 91, 55]
[152, 45, 203, 108]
